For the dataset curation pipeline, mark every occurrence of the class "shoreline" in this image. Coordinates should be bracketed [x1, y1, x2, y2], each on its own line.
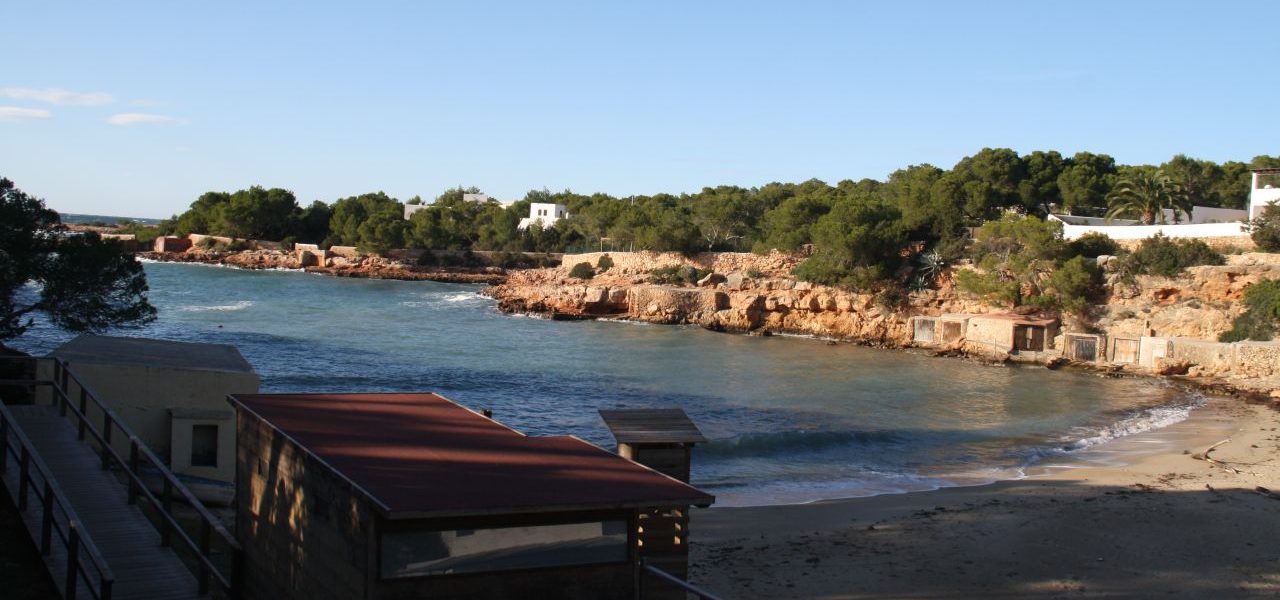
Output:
[690, 395, 1280, 598]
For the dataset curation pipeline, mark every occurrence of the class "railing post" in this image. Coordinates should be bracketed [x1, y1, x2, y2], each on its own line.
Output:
[127, 441, 139, 505]
[160, 478, 173, 547]
[51, 361, 60, 406]
[198, 520, 212, 595]
[41, 482, 54, 554]
[77, 388, 88, 440]
[66, 521, 80, 600]
[17, 446, 30, 511]
[101, 415, 112, 471]
[0, 418, 8, 473]
[59, 363, 69, 415]
[231, 545, 245, 600]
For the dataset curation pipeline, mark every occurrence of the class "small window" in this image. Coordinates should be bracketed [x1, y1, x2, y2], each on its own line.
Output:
[191, 424, 218, 467]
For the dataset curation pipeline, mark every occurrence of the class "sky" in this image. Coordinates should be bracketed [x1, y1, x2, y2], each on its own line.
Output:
[1, 1, 1277, 218]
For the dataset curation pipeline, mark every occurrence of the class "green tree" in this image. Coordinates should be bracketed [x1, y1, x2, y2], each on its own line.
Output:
[937, 148, 1028, 221]
[1, 178, 156, 341]
[1056, 152, 1116, 215]
[1160, 154, 1222, 207]
[753, 181, 835, 252]
[1018, 150, 1066, 215]
[328, 192, 404, 252]
[956, 214, 1066, 307]
[1247, 205, 1280, 252]
[221, 186, 300, 240]
[1105, 169, 1191, 225]
[793, 194, 908, 290]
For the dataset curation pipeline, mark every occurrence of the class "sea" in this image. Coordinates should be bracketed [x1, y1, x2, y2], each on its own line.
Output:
[8, 262, 1205, 506]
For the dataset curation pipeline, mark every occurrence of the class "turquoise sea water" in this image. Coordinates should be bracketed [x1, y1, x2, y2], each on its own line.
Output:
[10, 262, 1200, 506]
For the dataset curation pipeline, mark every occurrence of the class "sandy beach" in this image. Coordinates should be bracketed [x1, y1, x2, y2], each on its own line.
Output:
[690, 396, 1280, 599]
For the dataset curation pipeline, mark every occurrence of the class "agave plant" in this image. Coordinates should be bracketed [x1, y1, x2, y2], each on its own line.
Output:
[1105, 170, 1192, 225]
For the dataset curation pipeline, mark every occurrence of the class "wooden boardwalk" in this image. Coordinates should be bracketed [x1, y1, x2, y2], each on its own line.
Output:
[2, 405, 202, 600]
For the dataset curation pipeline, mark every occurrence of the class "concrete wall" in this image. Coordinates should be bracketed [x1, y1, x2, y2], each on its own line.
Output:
[1232, 342, 1280, 378]
[67, 363, 259, 483]
[236, 411, 373, 600]
[1250, 172, 1280, 219]
[154, 236, 193, 252]
[328, 245, 360, 258]
[1054, 219, 1248, 241]
[965, 317, 1015, 353]
[1169, 337, 1233, 372]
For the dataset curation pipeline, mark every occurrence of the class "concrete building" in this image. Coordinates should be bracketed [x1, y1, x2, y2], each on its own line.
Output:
[518, 202, 568, 230]
[964, 313, 1059, 355]
[1251, 167, 1280, 219]
[153, 236, 193, 253]
[228, 392, 713, 600]
[50, 335, 259, 487]
[403, 203, 429, 220]
[910, 314, 972, 346]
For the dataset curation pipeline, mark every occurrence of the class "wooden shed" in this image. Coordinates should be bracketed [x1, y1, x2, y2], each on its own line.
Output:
[229, 393, 714, 600]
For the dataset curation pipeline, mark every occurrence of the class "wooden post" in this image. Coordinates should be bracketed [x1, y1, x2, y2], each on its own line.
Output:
[65, 521, 80, 600]
[160, 479, 173, 546]
[127, 441, 139, 505]
[17, 446, 30, 511]
[77, 389, 88, 440]
[41, 482, 54, 554]
[0, 418, 9, 473]
[231, 545, 245, 600]
[101, 416, 112, 471]
[198, 520, 211, 595]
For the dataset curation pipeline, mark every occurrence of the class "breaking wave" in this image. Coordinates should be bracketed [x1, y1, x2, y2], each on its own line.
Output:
[700, 429, 906, 459]
[178, 300, 254, 312]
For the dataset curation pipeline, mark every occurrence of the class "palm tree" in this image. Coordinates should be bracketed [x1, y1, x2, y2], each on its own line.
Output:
[1105, 170, 1192, 225]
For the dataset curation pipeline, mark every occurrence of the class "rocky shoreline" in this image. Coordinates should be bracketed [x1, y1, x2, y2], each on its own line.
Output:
[484, 250, 1280, 400]
[140, 250, 509, 284]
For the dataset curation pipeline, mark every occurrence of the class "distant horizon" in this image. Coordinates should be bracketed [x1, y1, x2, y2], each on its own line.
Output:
[4, 1, 1278, 217]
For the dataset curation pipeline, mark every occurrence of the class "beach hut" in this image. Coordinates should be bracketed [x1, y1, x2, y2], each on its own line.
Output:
[50, 335, 259, 491]
[229, 393, 714, 600]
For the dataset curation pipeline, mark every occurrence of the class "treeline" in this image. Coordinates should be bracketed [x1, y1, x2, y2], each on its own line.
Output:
[160, 150, 1280, 257]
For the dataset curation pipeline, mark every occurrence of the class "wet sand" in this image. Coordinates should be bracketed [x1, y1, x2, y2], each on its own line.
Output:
[691, 397, 1280, 598]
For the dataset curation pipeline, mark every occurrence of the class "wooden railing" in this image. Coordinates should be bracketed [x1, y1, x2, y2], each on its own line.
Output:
[0, 360, 115, 600]
[45, 358, 244, 598]
[639, 559, 723, 600]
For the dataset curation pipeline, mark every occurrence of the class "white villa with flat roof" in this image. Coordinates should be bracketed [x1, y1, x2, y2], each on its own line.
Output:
[1250, 168, 1280, 219]
[518, 202, 568, 230]
[1047, 168, 1280, 241]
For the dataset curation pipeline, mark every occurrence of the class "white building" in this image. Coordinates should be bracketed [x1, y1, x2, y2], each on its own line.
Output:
[403, 203, 429, 220]
[518, 202, 568, 230]
[1251, 168, 1280, 219]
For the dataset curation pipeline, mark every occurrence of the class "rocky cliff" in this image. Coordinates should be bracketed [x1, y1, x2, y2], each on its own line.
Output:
[486, 251, 1280, 350]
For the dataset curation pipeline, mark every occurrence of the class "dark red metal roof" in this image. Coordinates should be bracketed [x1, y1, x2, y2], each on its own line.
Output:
[228, 393, 714, 518]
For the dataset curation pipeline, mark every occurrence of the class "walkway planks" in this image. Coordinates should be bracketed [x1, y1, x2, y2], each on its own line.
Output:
[3, 405, 202, 600]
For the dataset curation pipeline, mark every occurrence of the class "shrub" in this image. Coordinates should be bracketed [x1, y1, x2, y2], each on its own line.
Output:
[195, 237, 216, 250]
[1220, 279, 1280, 342]
[1246, 205, 1280, 252]
[596, 254, 614, 271]
[1067, 232, 1120, 258]
[954, 269, 1020, 307]
[1028, 256, 1100, 314]
[568, 262, 595, 279]
[279, 236, 297, 251]
[226, 240, 252, 252]
[746, 268, 763, 279]
[416, 250, 437, 266]
[649, 265, 709, 285]
[1113, 234, 1224, 279]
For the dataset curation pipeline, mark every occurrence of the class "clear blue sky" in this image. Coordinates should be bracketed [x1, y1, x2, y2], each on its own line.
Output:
[2, 1, 1277, 218]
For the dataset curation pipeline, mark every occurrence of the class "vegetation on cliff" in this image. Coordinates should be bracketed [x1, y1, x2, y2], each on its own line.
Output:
[1220, 279, 1280, 342]
[1, 178, 156, 341]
